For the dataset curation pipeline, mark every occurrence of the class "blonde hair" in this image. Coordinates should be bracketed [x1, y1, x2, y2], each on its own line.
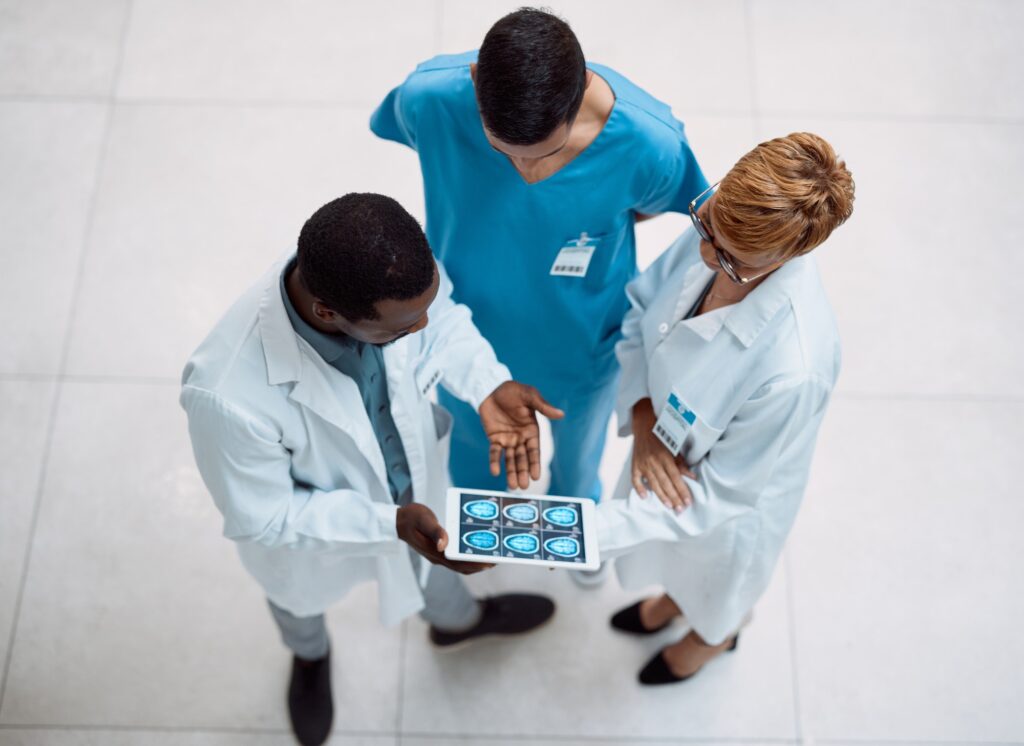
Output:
[712, 132, 855, 260]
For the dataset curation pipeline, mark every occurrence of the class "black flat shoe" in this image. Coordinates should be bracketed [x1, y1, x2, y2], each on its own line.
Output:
[638, 635, 739, 686]
[430, 594, 555, 649]
[610, 600, 671, 635]
[288, 650, 333, 745]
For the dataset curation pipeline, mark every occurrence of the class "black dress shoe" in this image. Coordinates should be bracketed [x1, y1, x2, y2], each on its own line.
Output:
[429, 594, 555, 649]
[288, 650, 333, 746]
[610, 600, 671, 635]
[638, 635, 739, 686]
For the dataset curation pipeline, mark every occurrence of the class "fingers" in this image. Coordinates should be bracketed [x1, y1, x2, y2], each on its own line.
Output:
[637, 457, 692, 514]
[631, 465, 648, 498]
[527, 443, 542, 480]
[503, 443, 517, 490]
[514, 443, 530, 490]
[488, 443, 503, 478]
[443, 559, 494, 575]
[528, 388, 565, 421]
[648, 464, 683, 512]
[436, 527, 448, 552]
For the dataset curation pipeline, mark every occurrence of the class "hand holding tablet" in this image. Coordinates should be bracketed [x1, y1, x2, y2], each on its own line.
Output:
[443, 488, 601, 571]
[396, 503, 494, 575]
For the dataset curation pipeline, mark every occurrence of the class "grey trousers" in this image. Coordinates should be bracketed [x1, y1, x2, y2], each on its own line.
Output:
[267, 554, 482, 660]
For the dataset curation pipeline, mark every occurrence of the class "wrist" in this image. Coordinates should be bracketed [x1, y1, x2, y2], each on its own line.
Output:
[631, 398, 655, 433]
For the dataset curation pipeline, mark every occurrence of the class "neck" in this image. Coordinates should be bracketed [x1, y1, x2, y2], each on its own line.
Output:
[709, 270, 767, 302]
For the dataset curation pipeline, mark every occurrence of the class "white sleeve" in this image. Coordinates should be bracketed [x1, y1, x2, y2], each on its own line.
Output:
[614, 233, 694, 436]
[181, 386, 402, 555]
[423, 261, 512, 410]
[599, 375, 831, 553]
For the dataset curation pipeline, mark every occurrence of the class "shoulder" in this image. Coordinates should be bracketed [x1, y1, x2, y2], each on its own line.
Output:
[761, 257, 842, 390]
[181, 270, 279, 409]
[591, 63, 688, 149]
[398, 51, 477, 107]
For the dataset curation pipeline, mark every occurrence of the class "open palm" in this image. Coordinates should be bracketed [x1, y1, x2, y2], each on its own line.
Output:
[478, 381, 564, 489]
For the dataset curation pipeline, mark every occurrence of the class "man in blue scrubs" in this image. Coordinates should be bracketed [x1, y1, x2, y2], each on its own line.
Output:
[371, 8, 707, 514]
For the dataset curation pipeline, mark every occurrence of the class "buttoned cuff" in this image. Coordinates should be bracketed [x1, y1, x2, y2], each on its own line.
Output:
[615, 382, 650, 438]
[375, 502, 401, 545]
[468, 365, 513, 412]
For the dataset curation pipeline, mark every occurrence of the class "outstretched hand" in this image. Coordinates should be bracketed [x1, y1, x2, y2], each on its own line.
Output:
[478, 381, 565, 490]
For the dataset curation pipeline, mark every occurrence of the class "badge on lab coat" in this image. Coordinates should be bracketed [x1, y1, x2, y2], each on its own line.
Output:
[653, 390, 695, 457]
[550, 232, 599, 278]
[415, 359, 442, 397]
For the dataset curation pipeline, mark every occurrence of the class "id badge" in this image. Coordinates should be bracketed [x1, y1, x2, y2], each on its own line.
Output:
[414, 358, 442, 397]
[550, 232, 599, 278]
[652, 390, 696, 457]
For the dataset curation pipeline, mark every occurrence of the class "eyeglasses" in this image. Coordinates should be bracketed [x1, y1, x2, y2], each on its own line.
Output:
[689, 181, 763, 286]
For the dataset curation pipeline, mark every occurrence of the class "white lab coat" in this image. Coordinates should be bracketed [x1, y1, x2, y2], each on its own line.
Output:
[180, 256, 510, 625]
[597, 229, 840, 644]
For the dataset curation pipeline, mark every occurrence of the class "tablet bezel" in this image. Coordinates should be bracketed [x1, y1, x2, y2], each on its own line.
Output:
[443, 487, 600, 571]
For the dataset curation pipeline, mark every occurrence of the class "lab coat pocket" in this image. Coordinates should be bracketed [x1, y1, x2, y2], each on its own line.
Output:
[430, 401, 453, 443]
[665, 394, 725, 467]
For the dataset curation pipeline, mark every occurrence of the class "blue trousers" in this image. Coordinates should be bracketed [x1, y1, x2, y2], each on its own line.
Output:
[438, 378, 617, 502]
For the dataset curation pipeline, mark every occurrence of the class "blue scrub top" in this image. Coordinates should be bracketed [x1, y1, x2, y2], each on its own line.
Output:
[371, 51, 707, 400]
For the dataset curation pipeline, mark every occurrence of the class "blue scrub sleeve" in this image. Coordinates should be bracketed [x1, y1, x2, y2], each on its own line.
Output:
[636, 139, 709, 216]
[370, 85, 417, 149]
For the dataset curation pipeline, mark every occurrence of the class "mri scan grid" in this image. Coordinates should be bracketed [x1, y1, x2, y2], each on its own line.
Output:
[458, 492, 587, 564]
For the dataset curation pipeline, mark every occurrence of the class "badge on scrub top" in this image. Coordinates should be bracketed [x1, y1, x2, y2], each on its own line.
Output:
[653, 390, 696, 457]
[550, 232, 599, 278]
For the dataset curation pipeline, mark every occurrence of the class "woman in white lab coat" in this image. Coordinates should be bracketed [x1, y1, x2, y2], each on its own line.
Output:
[598, 133, 855, 685]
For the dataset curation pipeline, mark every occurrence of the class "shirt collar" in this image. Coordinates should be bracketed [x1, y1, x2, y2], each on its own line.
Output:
[672, 261, 729, 342]
[722, 254, 811, 348]
[279, 257, 360, 363]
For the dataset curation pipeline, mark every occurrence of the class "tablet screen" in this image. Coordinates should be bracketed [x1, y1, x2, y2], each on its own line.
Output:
[456, 491, 588, 565]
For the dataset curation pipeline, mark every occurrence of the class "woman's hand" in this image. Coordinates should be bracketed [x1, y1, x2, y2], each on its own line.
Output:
[630, 398, 695, 513]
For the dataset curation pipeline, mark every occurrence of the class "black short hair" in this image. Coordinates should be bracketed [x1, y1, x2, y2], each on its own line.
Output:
[296, 193, 435, 322]
[475, 8, 587, 146]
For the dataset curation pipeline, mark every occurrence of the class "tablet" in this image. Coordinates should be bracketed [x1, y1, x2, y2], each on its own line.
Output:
[443, 487, 600, 571]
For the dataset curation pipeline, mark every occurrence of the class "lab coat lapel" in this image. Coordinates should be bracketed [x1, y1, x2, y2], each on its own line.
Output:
[257, 260, 390, 491]
[382, 337, 430, 502]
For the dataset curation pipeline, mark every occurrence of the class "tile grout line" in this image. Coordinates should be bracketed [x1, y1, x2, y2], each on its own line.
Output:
[0, 0, 135, 716]
[395, 619, 408, 745]
[832, 391, 1024, 404]
[0, 723, 391, 737]
[742, 0, 762, 138]
[0, 376, 62, 714]
[783, 550, 808, 746]
[399, 733, 800, 744]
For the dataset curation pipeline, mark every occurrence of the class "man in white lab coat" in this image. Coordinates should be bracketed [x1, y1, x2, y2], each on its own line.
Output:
[181, 193, 563, 746]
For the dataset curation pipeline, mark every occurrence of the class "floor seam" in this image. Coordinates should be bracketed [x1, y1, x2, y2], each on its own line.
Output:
[0, 0, 135, 716]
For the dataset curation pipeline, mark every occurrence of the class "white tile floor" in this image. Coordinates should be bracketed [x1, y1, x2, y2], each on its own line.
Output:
[0, 1, 1021, 744]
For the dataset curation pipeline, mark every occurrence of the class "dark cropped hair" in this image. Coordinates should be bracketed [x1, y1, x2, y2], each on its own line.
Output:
[475, 7, 587, 146]
[296, 193, 435, 322]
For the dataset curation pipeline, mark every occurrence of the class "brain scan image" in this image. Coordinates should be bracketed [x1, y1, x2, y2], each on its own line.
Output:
[463, 530, 499, 551]
[503, 502, 539, 524]
[463, 499, 499, 522]
[459, 492, 587, 565]
[544, 535, 580, 558]
[503, 531, 541, 556]
[543, 505, 578, 528]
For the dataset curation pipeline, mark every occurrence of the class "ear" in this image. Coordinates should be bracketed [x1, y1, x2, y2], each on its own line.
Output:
[311, 301, 337, 323]
[469, 62, 477, 83]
